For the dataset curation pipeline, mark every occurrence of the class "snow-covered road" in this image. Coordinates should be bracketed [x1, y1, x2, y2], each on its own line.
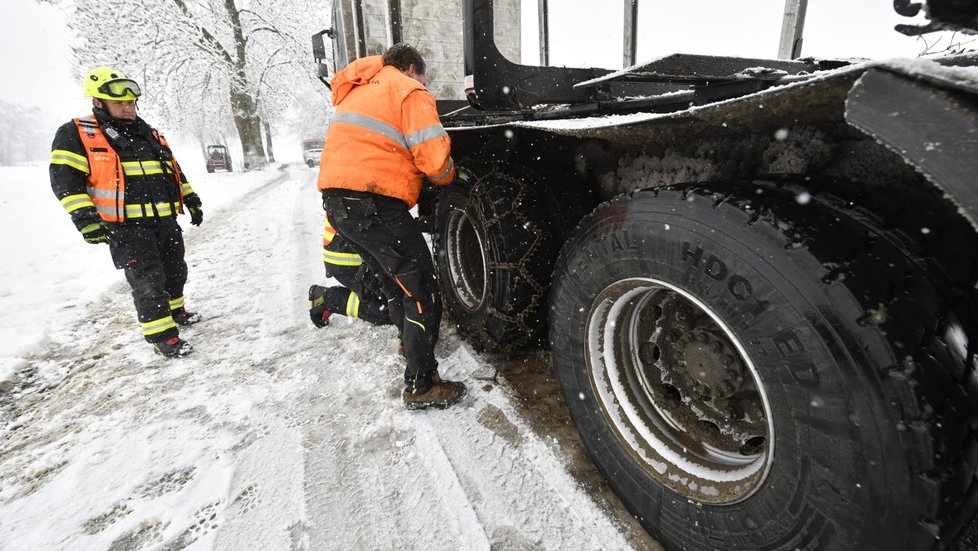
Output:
[0, 164, 660, 550]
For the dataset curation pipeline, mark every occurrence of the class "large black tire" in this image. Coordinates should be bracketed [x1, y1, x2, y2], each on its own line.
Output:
[549, 181, 978, 551]
[434, 165, 555, 351]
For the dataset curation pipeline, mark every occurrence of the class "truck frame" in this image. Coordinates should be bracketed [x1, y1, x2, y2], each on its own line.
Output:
[315, 1, 978, 549]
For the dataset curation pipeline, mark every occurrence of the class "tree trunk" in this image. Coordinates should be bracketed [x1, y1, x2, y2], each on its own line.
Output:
[225, 0, 266, 171]
[230, 88, 267, 171]
[263, 119, 275, 163]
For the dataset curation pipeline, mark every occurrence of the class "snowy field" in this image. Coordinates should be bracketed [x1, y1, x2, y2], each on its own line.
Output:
[0, 162, 659, 550]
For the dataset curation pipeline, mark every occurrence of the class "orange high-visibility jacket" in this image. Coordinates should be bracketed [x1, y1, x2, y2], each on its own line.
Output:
[317, 56, 455, 208]
[72, 116, 187, 222]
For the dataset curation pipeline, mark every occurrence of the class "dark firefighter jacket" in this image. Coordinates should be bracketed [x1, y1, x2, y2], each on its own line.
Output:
[317, 56, 455, 208]
[50, 109, 198, 230]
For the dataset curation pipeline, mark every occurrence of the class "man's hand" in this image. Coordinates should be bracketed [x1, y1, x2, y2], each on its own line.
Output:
[80, 222, 110, 245]
[188, 205, 204, 226]
[444, 166, 475, 193]
[184, 193, 203, 226]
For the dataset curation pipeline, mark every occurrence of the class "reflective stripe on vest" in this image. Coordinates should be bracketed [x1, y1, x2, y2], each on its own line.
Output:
[75, 117, 125, 222]
[72, 116, 187, 222]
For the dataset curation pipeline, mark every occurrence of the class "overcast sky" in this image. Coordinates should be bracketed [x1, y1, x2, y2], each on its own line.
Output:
[529, 0, 950, 68]
[1, 0, 86, 121]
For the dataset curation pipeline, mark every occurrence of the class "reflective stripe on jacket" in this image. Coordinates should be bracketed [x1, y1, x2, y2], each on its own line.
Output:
[317, 56, 455, 208]
[67, 116, 187, 222]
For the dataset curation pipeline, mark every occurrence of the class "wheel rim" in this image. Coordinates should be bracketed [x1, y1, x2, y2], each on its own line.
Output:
[585, 278, 774, 504]
[445, 206, 489, 311]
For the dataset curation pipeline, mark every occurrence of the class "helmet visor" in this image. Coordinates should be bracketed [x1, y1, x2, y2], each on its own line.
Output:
[97, 79, 141, 99]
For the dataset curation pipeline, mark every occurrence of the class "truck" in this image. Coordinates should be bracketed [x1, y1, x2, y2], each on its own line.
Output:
[313, 1, 978, 549]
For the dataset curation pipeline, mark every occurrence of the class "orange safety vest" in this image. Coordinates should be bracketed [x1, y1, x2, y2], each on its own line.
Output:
[73, 116, 185, 222]
[317, 57, 455, 208]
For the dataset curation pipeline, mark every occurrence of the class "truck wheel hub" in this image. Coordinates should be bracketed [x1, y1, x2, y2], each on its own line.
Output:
[585, 277, 774, 504]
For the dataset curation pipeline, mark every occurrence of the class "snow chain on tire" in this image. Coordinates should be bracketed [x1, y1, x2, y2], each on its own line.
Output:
[434, 164, 556, 351]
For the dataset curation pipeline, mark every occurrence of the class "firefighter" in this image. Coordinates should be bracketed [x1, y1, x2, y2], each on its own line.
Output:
[49, 66, 204, 358]
[308, 213, 393, 327]
[318, 43, 465, 410]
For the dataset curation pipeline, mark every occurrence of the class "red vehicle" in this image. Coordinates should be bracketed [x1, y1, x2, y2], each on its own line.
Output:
[205, 145, 232, 173]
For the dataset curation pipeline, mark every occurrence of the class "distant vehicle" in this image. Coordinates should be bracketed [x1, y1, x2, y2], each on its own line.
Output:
[302, 139, 324, 167]
[205, 145, 232, 173]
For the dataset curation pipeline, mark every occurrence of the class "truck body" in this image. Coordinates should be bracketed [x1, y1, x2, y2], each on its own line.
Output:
[316, 1, 978, 549]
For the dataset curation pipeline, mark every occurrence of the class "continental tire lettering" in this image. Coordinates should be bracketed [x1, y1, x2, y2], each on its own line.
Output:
[578, 232, 637, 272]
[609, 230, 636, 253]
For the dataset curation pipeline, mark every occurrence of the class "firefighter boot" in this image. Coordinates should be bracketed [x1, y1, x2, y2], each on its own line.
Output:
[172, 307, 202, 326]
[154, 336, 193, 358]
[402, 372, 467, 410]
[308, 285, 332, 328]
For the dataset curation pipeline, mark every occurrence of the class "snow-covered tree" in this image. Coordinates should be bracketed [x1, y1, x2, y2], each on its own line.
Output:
[0, 101, 52, 165]
[44, 0, 331, 170]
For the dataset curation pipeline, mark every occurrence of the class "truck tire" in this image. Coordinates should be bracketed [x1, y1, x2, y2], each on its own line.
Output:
[434, 165, 555, 351]
[549, 181, 978, 551]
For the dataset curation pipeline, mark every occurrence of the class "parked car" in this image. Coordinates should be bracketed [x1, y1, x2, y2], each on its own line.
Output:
[205, 145, 232, 173]
[302, 139, 324, 167]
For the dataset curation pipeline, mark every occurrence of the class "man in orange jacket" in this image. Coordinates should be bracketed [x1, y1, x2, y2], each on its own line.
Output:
[317, 44, 465, 410]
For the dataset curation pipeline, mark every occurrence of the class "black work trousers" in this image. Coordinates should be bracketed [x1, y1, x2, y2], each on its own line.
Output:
[322, 189, 441, 393]
[107, 217, 187, 343]
[322, 262, 392, 326]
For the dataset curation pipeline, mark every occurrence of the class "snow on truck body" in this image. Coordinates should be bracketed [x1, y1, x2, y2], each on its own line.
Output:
[317, 1, 978, 550]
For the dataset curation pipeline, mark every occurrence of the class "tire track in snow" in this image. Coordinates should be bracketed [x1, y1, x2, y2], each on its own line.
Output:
[1, 164, 658, 550]
[0, 166, 318, 551]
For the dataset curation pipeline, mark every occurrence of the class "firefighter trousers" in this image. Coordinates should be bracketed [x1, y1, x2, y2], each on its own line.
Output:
[322, 262, 392, 326]
[107, 217, 188, 343]
[322, 189, 441, 392]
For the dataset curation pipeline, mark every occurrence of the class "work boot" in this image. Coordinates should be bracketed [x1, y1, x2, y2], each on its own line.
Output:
[402, 372, 467, 410]
[154, 336, 193, 358]
[172, 307, 202, 326]
[308, 285, 332, 328]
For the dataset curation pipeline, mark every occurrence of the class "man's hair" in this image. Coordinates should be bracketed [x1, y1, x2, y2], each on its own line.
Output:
[382, 43, 426, 75]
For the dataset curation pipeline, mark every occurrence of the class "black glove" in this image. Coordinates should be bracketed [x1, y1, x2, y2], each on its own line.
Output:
[184, 193, 203, 226]
[444, 166, 474, 193]
[188, 205, 204, 226]
[80, 221, 110, 245]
